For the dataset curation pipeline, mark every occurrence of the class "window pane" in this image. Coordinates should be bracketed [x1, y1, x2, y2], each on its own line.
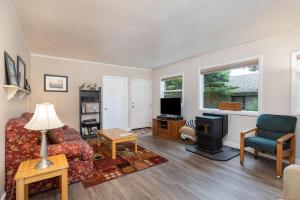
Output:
[244, 96, 258, 111]
[164, 77, 182, 91]
[231, 96, 244, 108]
[164, 91, 182, 98]
[203, 66, 258, 111]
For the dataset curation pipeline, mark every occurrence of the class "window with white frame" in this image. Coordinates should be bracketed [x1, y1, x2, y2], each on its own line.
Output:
[161, 75, 183, 99]
[291, 51, 300, 115]
[200, 59, 260, 111]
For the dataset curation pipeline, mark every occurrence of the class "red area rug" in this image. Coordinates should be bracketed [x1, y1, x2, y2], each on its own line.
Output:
[82, 140, 168, 188]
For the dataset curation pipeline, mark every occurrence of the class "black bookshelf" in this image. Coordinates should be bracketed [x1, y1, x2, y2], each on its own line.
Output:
[79, 87, 101, 138]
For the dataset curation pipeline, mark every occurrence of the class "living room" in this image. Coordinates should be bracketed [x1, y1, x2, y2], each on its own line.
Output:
[1, 0, 300, 200]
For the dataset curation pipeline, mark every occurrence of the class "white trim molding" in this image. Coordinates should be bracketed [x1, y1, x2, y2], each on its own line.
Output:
[200, 108, 259, 117]
[31, 53, 152, 72]
[223, 140, 240, 149]
[291, 50, 300, 115]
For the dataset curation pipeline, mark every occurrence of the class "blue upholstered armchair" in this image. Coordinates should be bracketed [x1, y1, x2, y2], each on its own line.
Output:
[240, 114, 297, 178]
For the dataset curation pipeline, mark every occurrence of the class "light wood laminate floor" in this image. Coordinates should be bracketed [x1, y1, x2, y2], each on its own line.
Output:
[31, 134, 283, 200]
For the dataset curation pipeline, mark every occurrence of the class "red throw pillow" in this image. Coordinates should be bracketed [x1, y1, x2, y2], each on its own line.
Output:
[47, 128, 64, 144]
[20, 112, 34, 121]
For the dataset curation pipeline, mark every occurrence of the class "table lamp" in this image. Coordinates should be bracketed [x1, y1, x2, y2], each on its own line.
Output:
[25, 102, 64, 170]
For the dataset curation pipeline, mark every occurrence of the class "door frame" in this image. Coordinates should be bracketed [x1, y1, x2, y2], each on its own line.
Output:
[102, 75, 128, 130]
[130, 78, 153, 129]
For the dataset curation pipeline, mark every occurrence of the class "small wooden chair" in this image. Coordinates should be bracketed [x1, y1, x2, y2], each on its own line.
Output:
[240, 114, 297, 178]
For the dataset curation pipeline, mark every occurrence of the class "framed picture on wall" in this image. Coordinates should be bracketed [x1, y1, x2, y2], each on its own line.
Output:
[44, 74, 68, 92]
[17, 56, 26, 89]
[4, 52, 18, 86]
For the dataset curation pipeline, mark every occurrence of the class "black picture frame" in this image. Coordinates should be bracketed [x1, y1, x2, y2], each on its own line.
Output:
[4, 52, 18, 86]
[44, 74, 68, 92]
[17, 55, 26, 89]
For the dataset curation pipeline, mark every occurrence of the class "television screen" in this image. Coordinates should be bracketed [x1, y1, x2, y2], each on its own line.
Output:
[160, 98, 181, 116]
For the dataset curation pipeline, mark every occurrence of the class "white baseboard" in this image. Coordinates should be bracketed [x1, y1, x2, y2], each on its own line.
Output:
[223, 140, 240, 149]
[1, 192, 6, 200]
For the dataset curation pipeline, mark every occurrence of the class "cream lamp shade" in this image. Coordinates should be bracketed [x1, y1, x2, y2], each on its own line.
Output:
[25, 102, 64, 130]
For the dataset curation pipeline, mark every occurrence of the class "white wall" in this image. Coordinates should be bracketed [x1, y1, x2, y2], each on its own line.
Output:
[30, 55, 152, 130]
[153, 30, 300, 162]
[0, 0, 31, 197]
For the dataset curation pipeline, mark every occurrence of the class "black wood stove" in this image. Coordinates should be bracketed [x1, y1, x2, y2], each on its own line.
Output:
[195, 113, 228, 154]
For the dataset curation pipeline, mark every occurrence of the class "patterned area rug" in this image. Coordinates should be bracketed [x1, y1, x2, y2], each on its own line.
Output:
[82, 140, 168, 188]
[131, 127, 152, 135]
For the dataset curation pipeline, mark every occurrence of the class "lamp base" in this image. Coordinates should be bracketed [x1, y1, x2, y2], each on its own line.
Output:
[35, 157, 53, 170]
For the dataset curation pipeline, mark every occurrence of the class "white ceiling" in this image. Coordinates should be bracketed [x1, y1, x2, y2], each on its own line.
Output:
[12, 0, 300, 68]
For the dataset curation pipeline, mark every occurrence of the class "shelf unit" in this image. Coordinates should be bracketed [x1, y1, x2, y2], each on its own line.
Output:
[3, 85, 31, 100]
[81, 112, 100, 115]
[79, 87, 101, 139]
[152, 118, 185, 141]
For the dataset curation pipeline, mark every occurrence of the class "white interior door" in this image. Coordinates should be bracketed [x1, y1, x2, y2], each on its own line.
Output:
[103, 76, 127, 129]
[131, 79, 152, 129]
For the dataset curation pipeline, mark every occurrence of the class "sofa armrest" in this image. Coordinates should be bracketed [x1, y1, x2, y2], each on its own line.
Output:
[283, 165, 300, 200]
[32, 141, 93, 161]
[64, 128, 79, 135]
[48, 142, 82, 159]
[80, 142, 94, 161]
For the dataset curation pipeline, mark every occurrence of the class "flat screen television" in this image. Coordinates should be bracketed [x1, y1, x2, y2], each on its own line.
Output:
[160, 98, 181, 116]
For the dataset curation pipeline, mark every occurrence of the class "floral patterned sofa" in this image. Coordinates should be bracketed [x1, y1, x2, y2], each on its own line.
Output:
[5, 113, 94, 199]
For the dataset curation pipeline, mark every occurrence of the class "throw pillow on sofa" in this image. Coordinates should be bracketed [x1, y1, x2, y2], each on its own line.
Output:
[47, 128, 64, 144]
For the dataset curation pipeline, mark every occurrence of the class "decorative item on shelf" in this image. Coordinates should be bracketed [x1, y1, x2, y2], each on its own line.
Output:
[91, 126, 98, 132]
[82, 103, 99, 113]
[17, 55, 26, 89]
[82, 118, 97, 124]
[81, 119, 99, 136]
[91, 83, 97, 90]
[81, 82, 87, 90]
[24, 102, 64, 169]
[4, 51, 18, 86]
[44, 74, 68, 92]
[25, 78, 31, 92]
[81, 82, 98, 90]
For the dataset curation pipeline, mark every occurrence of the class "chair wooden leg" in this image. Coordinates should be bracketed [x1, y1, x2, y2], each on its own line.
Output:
[240, 134, 245, 165]
[289, 136, 296, 164]
[276, 143, 283, 178]
[254, 149, 259, 159]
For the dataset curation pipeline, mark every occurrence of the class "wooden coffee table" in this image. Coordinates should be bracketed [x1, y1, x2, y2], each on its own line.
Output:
[97, 128, 137, 159]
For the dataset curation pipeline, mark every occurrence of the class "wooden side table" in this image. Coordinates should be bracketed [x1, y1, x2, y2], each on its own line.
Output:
[14, 154, 69, 200]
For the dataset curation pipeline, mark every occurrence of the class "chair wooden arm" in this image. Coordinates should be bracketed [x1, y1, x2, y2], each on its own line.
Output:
[277, 133, 295, 144]
[240, 128, 258, 165]
[240, 128, 258, 136]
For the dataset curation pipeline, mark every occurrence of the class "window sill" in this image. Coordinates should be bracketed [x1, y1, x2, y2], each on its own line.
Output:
[199, 108, 259, 117]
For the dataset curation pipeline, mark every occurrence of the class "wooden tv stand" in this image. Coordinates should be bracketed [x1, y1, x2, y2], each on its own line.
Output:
[152, 118, 185, 141]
